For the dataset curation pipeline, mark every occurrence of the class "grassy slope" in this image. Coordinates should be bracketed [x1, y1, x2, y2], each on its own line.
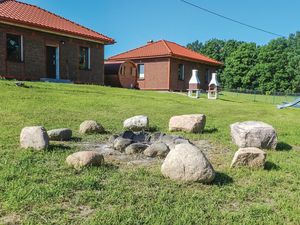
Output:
[0, 81, 299, 224]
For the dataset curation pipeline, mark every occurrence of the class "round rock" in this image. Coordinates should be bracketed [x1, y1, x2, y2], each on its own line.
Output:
[161, 143, 215, 183]
[66, 151, 104, 168]
[169, 114, 206, 133]
[113, 137, 132, 152]
[144, 142, 170, 158]
[123, 115, 149, 131]
[79, 120, 105, 134]
[231, 147, 267, 168]
[230, 121, 277, 149]
[47, 128, 72, 141]
[20, 126, 49, 150]
[125, 143, 149, 155]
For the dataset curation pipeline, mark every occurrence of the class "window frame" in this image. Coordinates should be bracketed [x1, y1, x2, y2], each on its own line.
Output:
[79, 46, 91, 70]
[138, 64, 145, 80]
[6, 33, 24, 63]
[178, 64, 185, 81]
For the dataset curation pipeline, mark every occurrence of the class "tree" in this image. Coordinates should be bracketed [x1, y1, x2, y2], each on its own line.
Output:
[186, 40, 203, 53]
[221, 43, 258, 89]
[287, 32, 300, 93]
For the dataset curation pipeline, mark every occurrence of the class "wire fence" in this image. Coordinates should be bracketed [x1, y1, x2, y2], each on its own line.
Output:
[221, 89, 300, 105]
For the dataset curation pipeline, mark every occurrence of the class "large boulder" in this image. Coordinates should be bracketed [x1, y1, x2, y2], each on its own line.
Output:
[123, 115, 149, 131]
[144, 142, 170, 158]
[169, 114, 206, 133]
[113, 137, 132, 152]
[20, 126, 49, 150]
[79, 120, 105, 134]
[230, 121, 277, 149]
[47, 128, 72, 141]
[66, 151, 104, 168]
[125, 143, 148, 155]
[161, 143, 215, 183]
[231, 147, 267, 168]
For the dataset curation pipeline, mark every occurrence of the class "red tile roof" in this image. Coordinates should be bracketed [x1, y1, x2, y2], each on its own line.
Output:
[0, 0, 114, 44]
[108, 40, 222, 66]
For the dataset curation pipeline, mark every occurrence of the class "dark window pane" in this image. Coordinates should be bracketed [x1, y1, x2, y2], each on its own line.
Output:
[79, 47, 89, 70]
[7, 34, 22, 62]
[178, 64, 184, 80]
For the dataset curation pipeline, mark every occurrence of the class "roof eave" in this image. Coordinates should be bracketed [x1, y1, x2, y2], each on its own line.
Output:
[109, 54, 223, 66]
[0, 18, 115, 45]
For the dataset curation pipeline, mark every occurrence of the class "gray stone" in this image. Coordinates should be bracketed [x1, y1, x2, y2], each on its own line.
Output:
[169, 114, 206, 133]
[108, 135, 119, 144]
[230, 121, 277, 149]
[47, 128, 72, 141]
[161, 143, 215, 183]
[125, 143, 149, 155]
[123, 115, 149, 131]
[121, 131, 135, 139]
[20, 126, 49, 150]
[144, 142, 170, 158]
[174, 138, 190, 145]
[113, 137, 132, 152]
[66, 151, 104, 168]
[149, 132, 165, 143]
[231, 147, 267, 168]
[79, 120, 105, 134]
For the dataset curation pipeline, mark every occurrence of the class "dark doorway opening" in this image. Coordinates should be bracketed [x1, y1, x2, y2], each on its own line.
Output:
[46, 46, 57, 79]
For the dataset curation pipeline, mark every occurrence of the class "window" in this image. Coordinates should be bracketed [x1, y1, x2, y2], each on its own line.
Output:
[178, 64, 184, 80]
[138, 64, 144, 79]
[7, 34, 23, 62]
[79, 47, 90, 70]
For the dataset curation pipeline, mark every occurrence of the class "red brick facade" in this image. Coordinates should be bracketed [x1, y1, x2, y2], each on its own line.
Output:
[106, 40, 221, 91]
[112, 57, 217, 91]
[0, 23, 105, 84]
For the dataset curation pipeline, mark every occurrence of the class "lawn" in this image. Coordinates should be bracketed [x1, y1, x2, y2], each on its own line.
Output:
[0, 80, 299, 225]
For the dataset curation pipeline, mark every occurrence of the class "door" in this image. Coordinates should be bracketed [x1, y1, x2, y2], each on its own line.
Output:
[46, 46, 57, 79]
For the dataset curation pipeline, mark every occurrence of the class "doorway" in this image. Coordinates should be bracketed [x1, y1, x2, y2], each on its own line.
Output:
[46, 46, 59, 79]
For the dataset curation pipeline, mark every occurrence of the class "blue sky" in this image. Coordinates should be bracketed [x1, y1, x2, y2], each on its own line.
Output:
[23, 0, 300, 58]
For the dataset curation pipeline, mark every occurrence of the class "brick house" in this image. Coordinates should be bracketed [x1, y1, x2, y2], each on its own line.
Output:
[0, 0, 114, 84]
[106, 40, 222, 91]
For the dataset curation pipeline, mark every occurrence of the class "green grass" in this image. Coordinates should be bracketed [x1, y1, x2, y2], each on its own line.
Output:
[0, 80, 299, 225]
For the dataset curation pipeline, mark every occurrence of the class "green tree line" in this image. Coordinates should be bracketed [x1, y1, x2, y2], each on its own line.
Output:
[187, 32, 300, 93]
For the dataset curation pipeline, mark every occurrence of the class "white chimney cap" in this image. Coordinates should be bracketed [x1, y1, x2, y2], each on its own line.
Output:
[189, 69, 200, 84]
[209, 72, 220, 87]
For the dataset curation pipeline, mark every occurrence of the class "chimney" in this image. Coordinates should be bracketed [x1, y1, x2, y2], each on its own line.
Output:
[147, 40, 154, 44]
[189, 70, 201, 90]
[209, 72, 220, 87]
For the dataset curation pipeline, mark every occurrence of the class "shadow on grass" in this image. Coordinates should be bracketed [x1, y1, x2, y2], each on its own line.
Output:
[203, 128, 218, 134]
[276, 142, 293, 151]
[103, 163, 119, 170]
[48, 144, 71, 151]
[146, 126, 159, 132]
[218, 98, 241, 103]
[212, 172, 233, 186]
[264, 161, 280, 171]
[70, 137, 82, 142]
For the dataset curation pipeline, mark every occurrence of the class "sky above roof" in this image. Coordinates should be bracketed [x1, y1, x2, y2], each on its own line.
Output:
[21, 0, 300, 58]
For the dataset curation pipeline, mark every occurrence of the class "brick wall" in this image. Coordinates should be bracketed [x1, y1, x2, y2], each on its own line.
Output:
[0, 23, 105, 84]
[132, 58, 170, 90]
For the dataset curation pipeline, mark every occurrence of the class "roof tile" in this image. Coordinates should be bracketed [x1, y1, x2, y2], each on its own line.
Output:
[108, 40, 222, 66]
[0, 0, 114, 44]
